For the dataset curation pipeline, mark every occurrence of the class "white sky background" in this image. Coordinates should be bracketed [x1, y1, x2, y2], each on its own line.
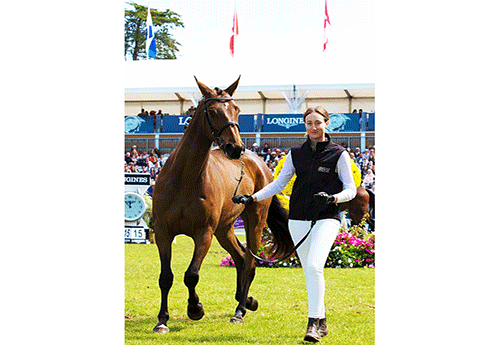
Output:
[126, 0, 375, 60]
[124, 0, 376, 88]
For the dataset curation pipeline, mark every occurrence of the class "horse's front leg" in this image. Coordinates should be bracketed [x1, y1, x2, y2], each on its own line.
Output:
[153, 232, 174, 333]
[184, 231, 213, 321]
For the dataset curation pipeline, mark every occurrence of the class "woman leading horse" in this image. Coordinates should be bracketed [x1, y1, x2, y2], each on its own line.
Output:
[233, 106, 357, 342]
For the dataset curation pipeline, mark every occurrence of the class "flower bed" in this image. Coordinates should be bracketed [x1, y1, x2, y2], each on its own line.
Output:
[220, 226, 375, 269]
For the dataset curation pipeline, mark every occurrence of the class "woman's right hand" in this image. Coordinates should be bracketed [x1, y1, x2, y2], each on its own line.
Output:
[232, 195, 254, 205]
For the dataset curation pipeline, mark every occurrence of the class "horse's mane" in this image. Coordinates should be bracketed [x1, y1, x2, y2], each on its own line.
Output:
[214, 87, 223, 96]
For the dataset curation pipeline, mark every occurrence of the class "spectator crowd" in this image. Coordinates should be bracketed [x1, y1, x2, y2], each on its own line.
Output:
[124, 142, 375, 192]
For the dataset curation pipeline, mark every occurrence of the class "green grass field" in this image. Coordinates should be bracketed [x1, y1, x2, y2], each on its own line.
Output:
[125, 235, 374, 344]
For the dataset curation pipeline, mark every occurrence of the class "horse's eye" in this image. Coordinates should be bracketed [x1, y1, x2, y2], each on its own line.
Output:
[208, 109, 216, 117]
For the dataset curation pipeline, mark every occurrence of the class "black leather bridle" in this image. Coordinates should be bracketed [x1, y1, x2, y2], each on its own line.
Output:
[202, 97, 241, 145]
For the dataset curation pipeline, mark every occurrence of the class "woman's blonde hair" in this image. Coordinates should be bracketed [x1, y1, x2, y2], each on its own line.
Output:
[303, 106, 330, 124]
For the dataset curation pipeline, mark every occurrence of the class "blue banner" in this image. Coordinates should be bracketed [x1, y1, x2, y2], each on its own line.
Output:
[262, 114, 304, 132]
[327, 113, 359, 132]
[160, 116, 190, 133]
[262, 113, 370, 133]
[125, 113, 374, 134]
[126, 114, 257, 134]
[124, 115, 154, 134]
[367, 112, 375, 131]
[238, 114, 256, 132]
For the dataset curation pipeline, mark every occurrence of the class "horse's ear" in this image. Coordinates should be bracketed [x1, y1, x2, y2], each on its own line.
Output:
[194, 76, 213, 98]
[224, 75, 241, 96]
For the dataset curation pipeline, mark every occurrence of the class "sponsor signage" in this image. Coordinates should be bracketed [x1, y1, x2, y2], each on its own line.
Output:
[125, 113, 374, 134]
[263, 115, 304, 132]
[125, 115, 256, 134]
[124, 115, 154, 134]
[262, 113, 374, 133]
[125, 173, 151, 186]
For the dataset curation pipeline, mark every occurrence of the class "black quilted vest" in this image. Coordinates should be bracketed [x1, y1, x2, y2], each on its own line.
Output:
[289, 135, 345, 221]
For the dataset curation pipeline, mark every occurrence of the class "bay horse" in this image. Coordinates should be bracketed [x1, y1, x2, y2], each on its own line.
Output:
[151, 77, 295, 333]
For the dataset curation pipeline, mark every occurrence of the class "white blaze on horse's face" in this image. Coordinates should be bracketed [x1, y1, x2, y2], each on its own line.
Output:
[218, 101, 244, 160]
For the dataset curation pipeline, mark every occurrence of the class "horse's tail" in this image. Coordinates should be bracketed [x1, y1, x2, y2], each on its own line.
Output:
[367, 189, 375, 218]
[266, 195, 295, 258]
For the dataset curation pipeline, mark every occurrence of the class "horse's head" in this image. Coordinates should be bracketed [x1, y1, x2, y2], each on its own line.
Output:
[195, 76, 245, 160]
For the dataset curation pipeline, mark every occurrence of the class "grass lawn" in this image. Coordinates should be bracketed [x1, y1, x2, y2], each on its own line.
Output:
[125, 235, 374, 344]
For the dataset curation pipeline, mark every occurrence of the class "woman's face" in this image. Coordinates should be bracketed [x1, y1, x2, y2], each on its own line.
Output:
[305, 112, 328, 142]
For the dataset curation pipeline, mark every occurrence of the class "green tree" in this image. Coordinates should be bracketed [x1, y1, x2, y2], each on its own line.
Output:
[125, 2, 184, 60]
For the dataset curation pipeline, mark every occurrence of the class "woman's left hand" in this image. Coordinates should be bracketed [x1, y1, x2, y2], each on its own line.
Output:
[313, 192, 336, 205]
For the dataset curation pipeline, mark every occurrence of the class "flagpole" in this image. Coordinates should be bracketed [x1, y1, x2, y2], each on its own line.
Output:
[146, 2, 150, 60]
[230, 1, 238, 57]
[146, 6, 149, 60]
[323, 0, 331, 52]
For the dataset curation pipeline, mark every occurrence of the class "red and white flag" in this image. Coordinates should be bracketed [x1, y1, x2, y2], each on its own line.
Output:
[229, 7, 239, 57]
[323, 0, 331, 52]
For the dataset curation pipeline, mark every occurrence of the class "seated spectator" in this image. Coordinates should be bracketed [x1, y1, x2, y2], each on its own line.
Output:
[354, 147, 361, 159]
[250, 143, 259, 153]
[158, 153, 167, 168]
[369, 147, 375, 166]
[137, 152, 148, 167]
[129, 162, 138, 173]
[259, 143, 270, 157]
[125, 152, 134, 165]
[129, 145, 141, 158]
[362, 168, 375, 191]
[262, 148, 272, 162]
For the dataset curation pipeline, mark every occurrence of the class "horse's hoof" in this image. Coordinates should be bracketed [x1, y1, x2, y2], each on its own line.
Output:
[246, 297, 258, 311]
[153, 324, 169, 334]
[187, 302, 205, 320]
[230, 309, 245, 324]
[230, 316, 244, 324]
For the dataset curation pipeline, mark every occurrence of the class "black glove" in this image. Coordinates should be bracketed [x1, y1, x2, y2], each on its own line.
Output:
[313, 192, 336, 206]
[232, 194, 254, 205]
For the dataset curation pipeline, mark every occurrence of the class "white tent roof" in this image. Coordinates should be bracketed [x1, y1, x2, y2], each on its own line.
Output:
[124, 56, 374, 112]
[125, 83, 374, 103]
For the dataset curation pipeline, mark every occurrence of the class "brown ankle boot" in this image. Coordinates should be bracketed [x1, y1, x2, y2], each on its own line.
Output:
[318, 318, 328, 337]
[304, 318, 321, 342]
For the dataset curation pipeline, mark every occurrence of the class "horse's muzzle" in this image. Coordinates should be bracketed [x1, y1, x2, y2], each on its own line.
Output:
[222, 143, 244, 159]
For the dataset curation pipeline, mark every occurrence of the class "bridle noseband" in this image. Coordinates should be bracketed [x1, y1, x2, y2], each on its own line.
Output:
[202, 97, 241, 145]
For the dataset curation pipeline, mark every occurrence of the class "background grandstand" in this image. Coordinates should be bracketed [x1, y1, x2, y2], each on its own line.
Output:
[125, 82, 375, 154]
[125, 82, 375, 192]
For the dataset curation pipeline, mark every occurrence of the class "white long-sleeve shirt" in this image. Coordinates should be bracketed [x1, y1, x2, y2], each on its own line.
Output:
[253, 151, 357, 203]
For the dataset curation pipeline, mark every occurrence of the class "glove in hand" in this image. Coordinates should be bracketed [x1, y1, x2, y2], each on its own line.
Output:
[232, 195, 254, 205]
[313, 192, 336, 206]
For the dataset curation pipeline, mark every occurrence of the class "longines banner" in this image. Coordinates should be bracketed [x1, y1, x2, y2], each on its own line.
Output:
[125, 113, 374, 134]
[125, 115, 256, 134]
[262, 113, 375, 133]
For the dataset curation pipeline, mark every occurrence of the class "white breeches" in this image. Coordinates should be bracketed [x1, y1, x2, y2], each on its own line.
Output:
[289, 218, 340, 318]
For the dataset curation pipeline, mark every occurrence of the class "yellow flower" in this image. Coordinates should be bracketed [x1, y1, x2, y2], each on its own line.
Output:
[274, 157, 296, 197]
[351, 158, 361, 188]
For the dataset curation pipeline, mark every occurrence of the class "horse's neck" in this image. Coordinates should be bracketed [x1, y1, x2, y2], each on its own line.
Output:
[169, 113, 212, 185]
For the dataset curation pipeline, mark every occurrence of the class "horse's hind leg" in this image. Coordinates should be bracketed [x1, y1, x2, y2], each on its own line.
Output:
[184, 232, 213, 321]
[153, 232, 175, 333]
[215, 229, 259, 312]
[230, 206, 267, 324]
